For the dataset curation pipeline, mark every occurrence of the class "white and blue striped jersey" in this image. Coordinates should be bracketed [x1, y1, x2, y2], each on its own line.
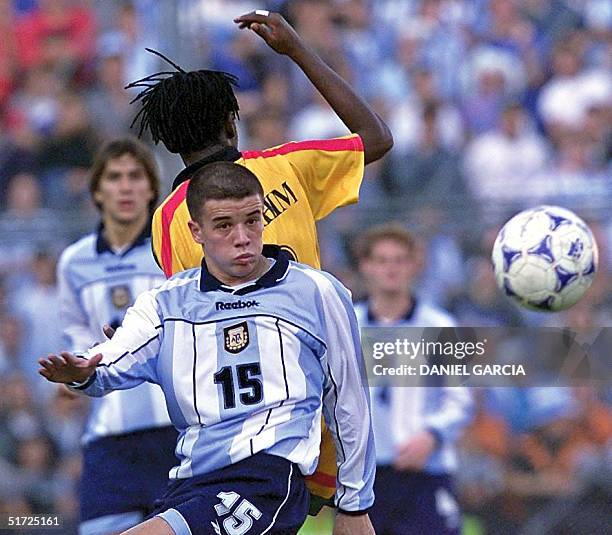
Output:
[73, 246, 375, 513]
[57, 226, 171, 444]
[354, 300, 473, 475]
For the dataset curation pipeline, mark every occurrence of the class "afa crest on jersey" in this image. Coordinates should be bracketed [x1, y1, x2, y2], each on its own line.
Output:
[224, 322, 249, 354]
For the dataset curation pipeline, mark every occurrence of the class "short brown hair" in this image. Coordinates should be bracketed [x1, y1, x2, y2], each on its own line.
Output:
[89, 136, 160, 211]
[186, 162, 264, 221]
[354, 223, 417, 260]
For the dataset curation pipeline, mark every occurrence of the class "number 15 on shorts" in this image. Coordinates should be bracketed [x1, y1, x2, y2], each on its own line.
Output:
[212, 491, 262, 535]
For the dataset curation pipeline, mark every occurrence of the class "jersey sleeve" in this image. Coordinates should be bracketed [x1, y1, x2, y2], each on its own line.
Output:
[316, 275, 375, 513]
[72, 289, 163, 397]
[57, 250, 94, 353]
[280, 135, 364, 221]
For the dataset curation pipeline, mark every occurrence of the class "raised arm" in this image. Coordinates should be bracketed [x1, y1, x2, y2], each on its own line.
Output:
[234, 11, 393, 164]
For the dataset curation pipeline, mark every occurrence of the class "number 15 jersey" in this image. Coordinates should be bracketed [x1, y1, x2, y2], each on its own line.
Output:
[74, 247, 375, 513]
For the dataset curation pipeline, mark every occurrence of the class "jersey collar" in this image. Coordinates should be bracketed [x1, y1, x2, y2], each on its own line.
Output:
[172, 146, 242, 191]
[366, 296, 418, 324]
[95, 222, 151, 256]
[199, 245, 290, 295]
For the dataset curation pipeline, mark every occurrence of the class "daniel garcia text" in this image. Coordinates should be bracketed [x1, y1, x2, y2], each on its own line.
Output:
[372, 364, 526, 376]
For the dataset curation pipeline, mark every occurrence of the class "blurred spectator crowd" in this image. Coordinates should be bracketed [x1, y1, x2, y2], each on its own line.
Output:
[0, 0, 610, 533]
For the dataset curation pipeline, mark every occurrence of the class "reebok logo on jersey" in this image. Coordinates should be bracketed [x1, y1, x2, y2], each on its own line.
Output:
[215, 300, 260, 311]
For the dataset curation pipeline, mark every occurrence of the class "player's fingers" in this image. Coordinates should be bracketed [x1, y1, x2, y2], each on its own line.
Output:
[233, 12, 271, 25]
[249, 22, 272, 41]
[38, 358, 54, 370]
[38, 368, 52, 379]
[89, 353, 103, 367]
[49, 355, 67, 367]
[59, 352, 80, 367]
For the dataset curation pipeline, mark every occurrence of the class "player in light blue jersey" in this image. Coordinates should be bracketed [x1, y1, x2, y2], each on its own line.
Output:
[42, 162, 376, 535]
[354, 224, 473, 535]
[56, 137, 178, 535]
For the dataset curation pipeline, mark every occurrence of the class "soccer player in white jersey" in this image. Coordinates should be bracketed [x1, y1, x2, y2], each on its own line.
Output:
[56, 137, 177, 534]
[354, 224, 473, 535]
[41, 161, 376, 535]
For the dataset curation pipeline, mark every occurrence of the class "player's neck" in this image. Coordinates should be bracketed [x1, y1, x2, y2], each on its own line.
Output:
[182, 143, 233, 166]
[370, 293, 412, 324]
[102, 215, 148, 251]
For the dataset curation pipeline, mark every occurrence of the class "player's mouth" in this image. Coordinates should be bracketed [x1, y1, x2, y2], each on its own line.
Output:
[118, 200, 136, 209]
[234, 253, 255, 265]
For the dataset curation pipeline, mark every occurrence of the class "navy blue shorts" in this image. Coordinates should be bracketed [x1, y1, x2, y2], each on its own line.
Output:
[369, 467, 462, 535]
[152, 453, 309, 535]
[79, 426, 178, 533]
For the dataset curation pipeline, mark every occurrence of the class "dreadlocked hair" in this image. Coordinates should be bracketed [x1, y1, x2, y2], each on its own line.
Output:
[126, 48, 240, 155]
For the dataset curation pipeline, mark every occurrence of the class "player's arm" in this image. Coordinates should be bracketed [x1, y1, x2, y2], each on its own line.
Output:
[317, 276, 376, 520]
[39, 290, 163, 397]
[234, 11, 393, 164]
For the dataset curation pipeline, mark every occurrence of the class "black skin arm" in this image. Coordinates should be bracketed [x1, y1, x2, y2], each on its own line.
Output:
[234, 12, 393, 164]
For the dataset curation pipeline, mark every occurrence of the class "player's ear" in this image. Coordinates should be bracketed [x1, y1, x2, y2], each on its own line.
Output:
[225, 115, 238, 143]
[188, 220, 204, 245]
[145, 182, 155, 202]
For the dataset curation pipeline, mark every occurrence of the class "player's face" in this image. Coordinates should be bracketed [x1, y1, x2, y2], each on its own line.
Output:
[94, 154, 154, 226]
[189, 194, 265, 285]
[360, 239, 418, 295]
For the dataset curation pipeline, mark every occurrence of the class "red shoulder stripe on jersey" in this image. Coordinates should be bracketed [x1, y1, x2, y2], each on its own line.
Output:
[305, 470, 337, 489]
[160, 181, 189, 278]
[241, 136, 363, 160]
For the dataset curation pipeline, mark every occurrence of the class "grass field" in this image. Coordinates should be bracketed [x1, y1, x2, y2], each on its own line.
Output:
[299, 510, 334, 534]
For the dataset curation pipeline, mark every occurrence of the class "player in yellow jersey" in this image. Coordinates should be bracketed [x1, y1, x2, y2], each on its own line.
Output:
[127, 10, 392, 534]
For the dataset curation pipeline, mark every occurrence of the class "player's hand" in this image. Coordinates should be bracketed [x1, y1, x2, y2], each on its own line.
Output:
[103, 324, 116, 339]
[234, 11, 303, 57]
[333, 512, 375, 535]
[394, 430, 438, 471]
[38, 351, 102, 384]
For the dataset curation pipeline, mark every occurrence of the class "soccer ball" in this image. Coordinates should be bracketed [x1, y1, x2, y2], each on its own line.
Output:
[492, 206, 598, 311]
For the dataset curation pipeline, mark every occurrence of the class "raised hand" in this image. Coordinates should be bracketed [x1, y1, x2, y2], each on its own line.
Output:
[38, 351, 102, 385]
[233, 11, 303, 57]
[233, 10, 393, 164]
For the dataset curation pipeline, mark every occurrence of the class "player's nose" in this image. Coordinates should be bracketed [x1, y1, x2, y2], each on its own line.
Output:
[118, 175, 134, 191]
[233, 224, 250, 246]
